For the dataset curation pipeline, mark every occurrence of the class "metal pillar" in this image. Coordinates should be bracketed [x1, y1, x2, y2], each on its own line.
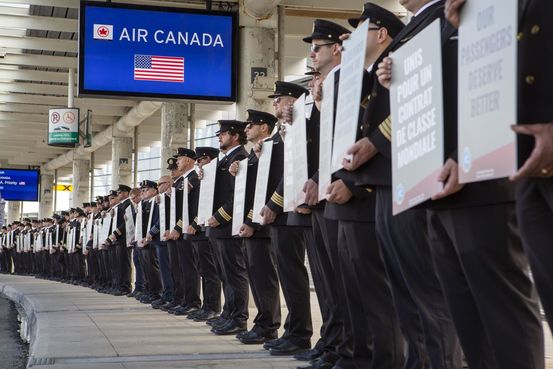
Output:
[71, 156, 91, 208]
[111, 135, 133, 188]
[7, 201, 21, 224]
[38, 172, 54, 219]
[160, 102, 190, 173]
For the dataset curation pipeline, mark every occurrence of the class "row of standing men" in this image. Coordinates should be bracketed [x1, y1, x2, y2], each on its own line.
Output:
[2, 1, 553, 369]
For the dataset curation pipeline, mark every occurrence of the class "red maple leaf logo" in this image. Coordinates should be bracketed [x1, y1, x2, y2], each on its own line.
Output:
[98, 26, 109, 37]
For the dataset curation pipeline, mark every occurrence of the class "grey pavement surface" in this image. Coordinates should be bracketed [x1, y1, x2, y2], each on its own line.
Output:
[0, 295, 27, 369]
[0, 274, 552, 369]
[0, 274, 322, 369]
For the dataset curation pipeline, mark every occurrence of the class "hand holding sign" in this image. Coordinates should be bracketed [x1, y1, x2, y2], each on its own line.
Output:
[510, 123, 553, 180]
[376, 55, 393, 89]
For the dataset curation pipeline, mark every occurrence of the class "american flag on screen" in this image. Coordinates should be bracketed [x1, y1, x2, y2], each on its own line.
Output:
[134, 54, 184, 82]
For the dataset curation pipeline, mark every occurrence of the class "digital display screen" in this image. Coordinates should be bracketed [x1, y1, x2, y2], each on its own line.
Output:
[0, 169, 40, 202]
[79, 1, 237, 101]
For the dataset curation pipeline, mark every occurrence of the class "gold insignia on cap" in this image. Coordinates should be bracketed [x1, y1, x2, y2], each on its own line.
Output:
[273, 83, 277, 92]
[312, 23, 315, 32]
[288, 92, 292, 95]
[328, 34, 332, 38]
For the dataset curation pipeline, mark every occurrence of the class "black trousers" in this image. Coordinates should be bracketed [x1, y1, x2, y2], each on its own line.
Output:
[244, 237, 281, 333]
[376, 188, 461, 369]
[213, 238, 249, 323]
[191, 238, 221, 312]
[427, 203, 544, 369]
[176, 238, 201, 308]
[100, 249, 112, 287]
[517, 177, 553, 331]
[269, 225, 313, 346]
[209, 237, 230, 319]
[337, 220, 405, 369]
[167, 239, 185, 303]
[108, 245, 119, 289]
[140, 245, 162, 297]
[116, 243, 132, 292]
[310, 210, 350, 359]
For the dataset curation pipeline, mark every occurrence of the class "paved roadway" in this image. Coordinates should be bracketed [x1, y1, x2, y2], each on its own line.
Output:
[0, 274, 551, 369]
[0, 295, 27, 369]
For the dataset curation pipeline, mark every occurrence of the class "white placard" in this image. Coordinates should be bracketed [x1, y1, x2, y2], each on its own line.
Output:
[146, 198, 155, 237]
[319, 71, 336, 200]
[47, 232, 53, 252]
[252, 141, 274, 223]
[111, 207, 118, 237]
[232, 159, 248, 236]
[332, 20, 369, 172]
[125, 206, 135, 246]
[197, 160, 217, 225]
[284, 94, 309, 210]
[181, 178, 190, 231]
[87, 216, 94, 244]
[170, 187, 176, 231]
[101, 213, 111, 246]
[159, 194, 166, 240]
[135, 201, 143, 246]
[391, 19, 444, 215]
[283, 122, 296, 212]
[93, 220, 99, 249]
[458, 0, 517, 183]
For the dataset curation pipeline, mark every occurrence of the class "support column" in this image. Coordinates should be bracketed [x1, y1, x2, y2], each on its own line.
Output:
[39, 172, 54, 219]
[0, 197, 5, 227]
[160, 102, 190, 172]
[111, 135, 133, 188]
[7, 201, 21, 224]
[71, 156, 90, 208]
[236, 2, 278, 119]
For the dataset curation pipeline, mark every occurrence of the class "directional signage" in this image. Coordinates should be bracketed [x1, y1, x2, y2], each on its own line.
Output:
[48, 108, 80, 147]
[79, 1, 237, 101]
[0, 169, 39, 202]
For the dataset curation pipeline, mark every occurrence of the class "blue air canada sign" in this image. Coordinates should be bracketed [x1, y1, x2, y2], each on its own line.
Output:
[79, 1, 238, 101]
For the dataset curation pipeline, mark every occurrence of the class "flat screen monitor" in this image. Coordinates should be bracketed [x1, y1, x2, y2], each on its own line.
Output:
[0, 169, 40, 202]
[79, 1, 237, 101]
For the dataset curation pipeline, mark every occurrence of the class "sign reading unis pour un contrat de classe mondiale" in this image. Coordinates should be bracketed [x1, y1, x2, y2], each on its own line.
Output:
[79, 1, 237, 101]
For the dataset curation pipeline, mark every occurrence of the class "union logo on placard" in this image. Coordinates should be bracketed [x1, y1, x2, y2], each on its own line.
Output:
[396, 183, 405, 205]
[462, 147, 472, 173]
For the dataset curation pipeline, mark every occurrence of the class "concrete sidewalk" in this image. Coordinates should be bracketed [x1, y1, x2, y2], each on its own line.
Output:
[0, 274, 322, 369]
[1, 274, 552, 369]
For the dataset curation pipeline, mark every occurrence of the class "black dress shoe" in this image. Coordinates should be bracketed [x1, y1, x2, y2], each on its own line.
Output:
[239, 330, 278, 345]
[297, 360, 335, 369]
[263, 337, 284, 350]
[270, 340, 310, 356]
[160, 301, 178, 311]
[206, 316, 226, 326]
[193, 310, 219, 322]
[210, 318, 232, 331]
[151, 299, 166, 309]
[182, 305, 200, 315]
[113, 289, 128, 296]
[172, 305, 195, 316]
[294, 347, 323, 361]
[213, 320, 247, 336]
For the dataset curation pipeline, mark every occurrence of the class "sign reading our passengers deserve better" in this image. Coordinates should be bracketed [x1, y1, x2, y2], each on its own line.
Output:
[390, 19, 444, 215]
[457, 0, 518, 183]
[79, 1, 237, 101]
